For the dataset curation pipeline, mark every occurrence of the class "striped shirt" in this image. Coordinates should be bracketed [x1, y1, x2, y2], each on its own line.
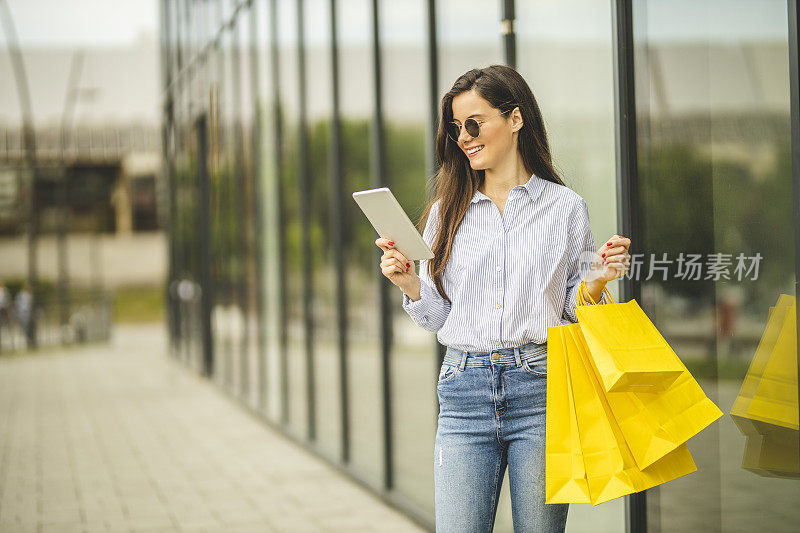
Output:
[401, 173, 606, 352]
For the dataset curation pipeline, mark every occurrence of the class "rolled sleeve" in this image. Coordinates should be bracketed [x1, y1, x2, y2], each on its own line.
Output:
[402, 276, 451, 332]
[562, 197, 607, 323]
[400, 200, 452, 332]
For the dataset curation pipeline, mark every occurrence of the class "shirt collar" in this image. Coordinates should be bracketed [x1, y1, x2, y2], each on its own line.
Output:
[470, 173, 547, 204]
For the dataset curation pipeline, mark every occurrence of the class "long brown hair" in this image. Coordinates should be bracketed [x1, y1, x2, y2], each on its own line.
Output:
[417, 65, 566, 302]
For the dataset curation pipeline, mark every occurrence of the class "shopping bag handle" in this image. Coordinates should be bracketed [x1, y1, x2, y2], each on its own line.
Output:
[577, 279, 616, 306]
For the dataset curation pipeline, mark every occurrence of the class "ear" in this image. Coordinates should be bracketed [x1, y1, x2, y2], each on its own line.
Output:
[510, 106, 523, 133]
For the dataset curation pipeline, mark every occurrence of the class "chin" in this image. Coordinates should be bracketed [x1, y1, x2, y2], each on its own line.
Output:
[468, 153, 490, 170]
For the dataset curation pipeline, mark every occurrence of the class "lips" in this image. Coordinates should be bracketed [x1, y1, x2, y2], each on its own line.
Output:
[466, 145, 484, 157]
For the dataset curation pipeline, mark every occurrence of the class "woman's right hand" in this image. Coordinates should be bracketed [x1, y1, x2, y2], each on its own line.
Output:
[375, 237, 417, 290]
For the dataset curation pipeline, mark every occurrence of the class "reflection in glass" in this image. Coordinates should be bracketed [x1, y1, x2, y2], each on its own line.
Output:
[277, 0, 308, 439]
[730, 294, 797, 478]
[304, 0, 342, 459]
[379, 0, 437, 515]
[252, 0, 282, 421]
[633, 1, 799, 531]
[436, 0, 502, 98]
[339, 0, 382, 485]
[237, 6, 261, 411]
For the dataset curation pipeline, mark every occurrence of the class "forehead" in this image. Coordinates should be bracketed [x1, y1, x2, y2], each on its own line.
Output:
[451, 90, 493, 122]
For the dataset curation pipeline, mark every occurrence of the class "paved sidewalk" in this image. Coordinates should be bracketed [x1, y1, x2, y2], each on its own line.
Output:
[0, 325, 426, 533]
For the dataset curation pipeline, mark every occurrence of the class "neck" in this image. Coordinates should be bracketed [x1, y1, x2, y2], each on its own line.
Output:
[480, 152, 530, 198]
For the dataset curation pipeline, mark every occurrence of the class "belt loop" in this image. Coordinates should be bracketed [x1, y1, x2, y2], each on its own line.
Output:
[514, 346, 522, 367]
[459, 351, 468, 371]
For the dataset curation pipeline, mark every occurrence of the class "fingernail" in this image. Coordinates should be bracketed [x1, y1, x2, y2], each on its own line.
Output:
[406, 263, 410, 268]
[606, 242, 612, 246]
[388, 241, 394, 246]
[601, 253, 606, 257]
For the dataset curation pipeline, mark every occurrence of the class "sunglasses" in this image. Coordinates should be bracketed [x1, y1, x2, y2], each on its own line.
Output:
[445, 106, 517, 143]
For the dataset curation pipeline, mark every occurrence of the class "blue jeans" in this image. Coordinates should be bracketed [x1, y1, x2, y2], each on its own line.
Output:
[434, 341, 568, 533]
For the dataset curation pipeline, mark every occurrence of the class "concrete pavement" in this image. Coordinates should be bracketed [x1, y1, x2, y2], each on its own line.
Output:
[0, 324, 426, 533]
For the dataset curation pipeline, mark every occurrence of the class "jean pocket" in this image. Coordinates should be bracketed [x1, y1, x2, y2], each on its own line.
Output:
[521, 350, 547, 377]
[437, 363, 458, 385]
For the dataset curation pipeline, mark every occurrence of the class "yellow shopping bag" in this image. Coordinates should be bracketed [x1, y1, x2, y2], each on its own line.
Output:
[729, 294, 798, 478]
[575, 282, 684, 393]
[741, 432, 800, 479]
[739, 296, 797, 432]
[575, 283, 722, 469]
[730, 295, 796, 435]
[600, 372, 723, 471]
[545, 325, 590, 504]
[562, 323, 697, 506]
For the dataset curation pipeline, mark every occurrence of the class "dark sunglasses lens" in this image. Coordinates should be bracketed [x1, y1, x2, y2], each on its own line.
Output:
[465, 119, 480, 138]
[446, 123, 460, 141]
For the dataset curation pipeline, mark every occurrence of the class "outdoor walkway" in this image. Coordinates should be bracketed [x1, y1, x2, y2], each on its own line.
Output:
[0, 325, 426, 533]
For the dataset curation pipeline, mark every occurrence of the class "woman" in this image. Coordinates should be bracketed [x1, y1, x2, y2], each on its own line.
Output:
[376, 65, 631, 532]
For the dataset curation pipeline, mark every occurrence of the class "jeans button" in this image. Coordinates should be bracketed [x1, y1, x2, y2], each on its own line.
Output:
[492, 352, 499, 360]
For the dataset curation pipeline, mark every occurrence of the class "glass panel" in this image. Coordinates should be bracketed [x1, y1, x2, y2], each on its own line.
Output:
[228, 15, 247, 402]
[173, 0, 204, 375]
[338, 0, 383, 485]
[209, 8, 230, 391]
[436, 0, 503, 99]
[220, 25, 241, 396]
[304, 0, 342, 459]
[253, 0, 282, 421]
[275, 0, 307, 438]
[211, 25, 223, 387]
[237, 7, 260, 410]
[379, 0, 437, 515]
[517, 2, 623, 530]
[633, 1, 799, 531]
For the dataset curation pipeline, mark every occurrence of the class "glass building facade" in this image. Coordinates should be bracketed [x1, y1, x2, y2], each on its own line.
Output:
[160, 1, 799, 531]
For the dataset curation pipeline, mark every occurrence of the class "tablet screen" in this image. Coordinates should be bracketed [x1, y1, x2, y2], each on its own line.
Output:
[352, 187, 434, 262]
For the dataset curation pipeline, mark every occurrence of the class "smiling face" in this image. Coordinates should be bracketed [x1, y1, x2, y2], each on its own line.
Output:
[450, 89, 520, 171]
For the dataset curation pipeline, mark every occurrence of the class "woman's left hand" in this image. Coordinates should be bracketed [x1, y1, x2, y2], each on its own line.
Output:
[591, 234, 631, 282]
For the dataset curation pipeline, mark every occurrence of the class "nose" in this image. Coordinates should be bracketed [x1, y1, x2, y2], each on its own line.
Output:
[458, 125, 472, 145]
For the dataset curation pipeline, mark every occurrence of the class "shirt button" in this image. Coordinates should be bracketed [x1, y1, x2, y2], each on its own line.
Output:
[496, 266, 501, 271]
[496, 303, 502, 309]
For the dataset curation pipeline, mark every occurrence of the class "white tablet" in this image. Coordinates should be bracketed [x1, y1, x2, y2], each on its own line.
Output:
[352, 187, 435, 261]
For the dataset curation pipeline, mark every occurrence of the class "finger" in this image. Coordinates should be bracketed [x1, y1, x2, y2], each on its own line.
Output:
[600, 249, 624, 261]
[381, 257, 406, 271]
[375, 237, 396, 251]
[604, 236, 630, 250]
[602, 259, 628, 277]
[614, 258, 630, 271]
[384, 248, 408, 263]
[605, 260, 629, 273]
[381, 264, 403, 276]
[391, 251, 411, 267]
[604, 252, 628, 263]
[604, 245, 627, 256]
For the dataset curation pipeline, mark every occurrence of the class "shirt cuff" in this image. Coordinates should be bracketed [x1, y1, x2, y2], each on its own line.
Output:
[402, 277, 434, 324]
